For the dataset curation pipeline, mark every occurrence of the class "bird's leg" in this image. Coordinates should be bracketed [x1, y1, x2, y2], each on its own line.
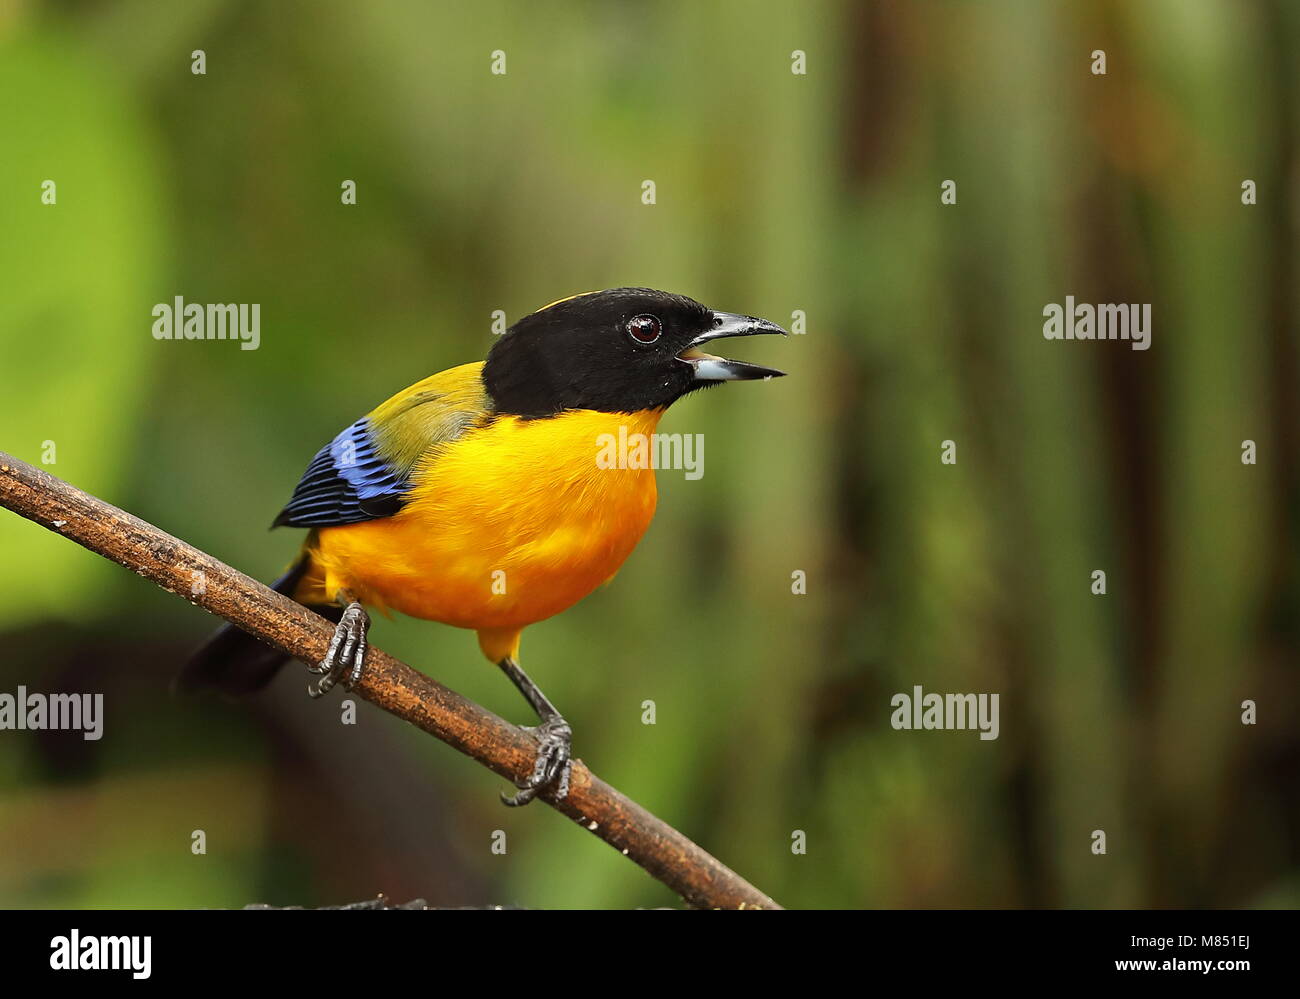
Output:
[308, 592, 369, 698]
[496, 657, 572, 807]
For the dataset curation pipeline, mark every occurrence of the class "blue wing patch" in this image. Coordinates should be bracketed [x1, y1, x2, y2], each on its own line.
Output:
[272, 419, 411, 528]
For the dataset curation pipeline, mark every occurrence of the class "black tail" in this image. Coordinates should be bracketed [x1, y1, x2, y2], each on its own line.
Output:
[175, 557, 341, 696]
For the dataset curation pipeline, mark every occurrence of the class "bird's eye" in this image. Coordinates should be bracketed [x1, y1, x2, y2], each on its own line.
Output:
[627, 315, 662, 344]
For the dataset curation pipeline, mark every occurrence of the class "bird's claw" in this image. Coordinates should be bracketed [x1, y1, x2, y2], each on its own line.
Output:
[308, 601, 368, 698]
[501, 715, 573, 807]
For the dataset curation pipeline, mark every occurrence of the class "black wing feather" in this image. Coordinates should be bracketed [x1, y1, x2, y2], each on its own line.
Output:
[272, 419, 410, 528]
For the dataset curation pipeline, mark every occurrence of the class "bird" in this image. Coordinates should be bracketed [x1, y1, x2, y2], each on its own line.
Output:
[179, 287, 786, 805]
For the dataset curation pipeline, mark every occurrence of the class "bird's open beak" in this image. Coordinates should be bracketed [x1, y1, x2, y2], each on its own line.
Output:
[677, 312, 788, 381]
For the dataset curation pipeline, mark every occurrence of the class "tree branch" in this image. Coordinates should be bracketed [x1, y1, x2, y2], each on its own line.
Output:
[0, 451, 781, 910]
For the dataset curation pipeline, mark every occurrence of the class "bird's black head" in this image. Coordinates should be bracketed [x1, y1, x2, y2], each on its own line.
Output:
[483, 287, 787, 418]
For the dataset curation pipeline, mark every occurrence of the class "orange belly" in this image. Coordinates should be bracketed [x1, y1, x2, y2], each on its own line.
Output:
[299, 409, 662, 659]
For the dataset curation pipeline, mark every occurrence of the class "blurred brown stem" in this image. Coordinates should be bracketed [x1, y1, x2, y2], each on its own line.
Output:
[0, 451, 781, 910]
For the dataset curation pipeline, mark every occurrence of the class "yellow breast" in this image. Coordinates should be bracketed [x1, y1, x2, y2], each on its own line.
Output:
[305, 408, 663, 639]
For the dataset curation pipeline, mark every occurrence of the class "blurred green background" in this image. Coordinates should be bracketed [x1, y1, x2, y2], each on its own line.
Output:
[2, 0, 1298, 909]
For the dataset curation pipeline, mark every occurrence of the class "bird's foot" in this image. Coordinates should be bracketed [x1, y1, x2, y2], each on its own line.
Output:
[501, 714, 573, 807]
[308, 601, 368, 698]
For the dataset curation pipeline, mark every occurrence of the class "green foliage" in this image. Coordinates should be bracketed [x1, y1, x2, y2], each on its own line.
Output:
[0, 31, 161, 627]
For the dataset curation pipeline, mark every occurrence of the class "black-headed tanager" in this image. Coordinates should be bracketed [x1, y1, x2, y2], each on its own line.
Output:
[181, 288, 786, 804]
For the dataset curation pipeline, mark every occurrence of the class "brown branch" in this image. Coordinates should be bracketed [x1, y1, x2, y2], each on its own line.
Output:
[0, 451, 781, 910]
